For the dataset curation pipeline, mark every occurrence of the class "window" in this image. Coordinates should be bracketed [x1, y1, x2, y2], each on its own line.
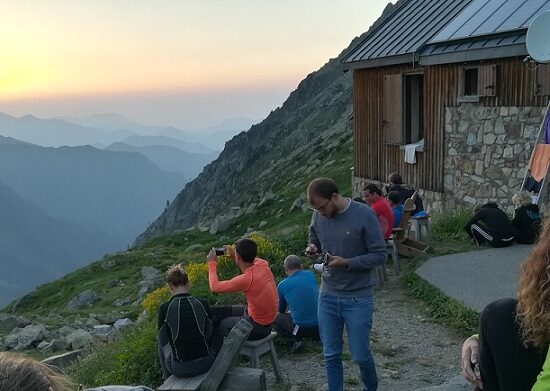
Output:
[464, 68, 478, 96]
[459, 64, 496, 100]
[383, 73, 424, 145]
[403, 74, 424, 144]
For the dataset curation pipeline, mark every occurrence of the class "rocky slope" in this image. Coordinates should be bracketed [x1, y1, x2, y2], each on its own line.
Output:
[134, 3, 399, 244]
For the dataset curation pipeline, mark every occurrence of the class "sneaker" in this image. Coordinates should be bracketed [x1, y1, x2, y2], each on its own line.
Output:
[290, 340, 305, 354]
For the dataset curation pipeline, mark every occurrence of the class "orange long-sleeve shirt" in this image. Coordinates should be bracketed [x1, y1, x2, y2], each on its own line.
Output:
[208, 258, 278, 325]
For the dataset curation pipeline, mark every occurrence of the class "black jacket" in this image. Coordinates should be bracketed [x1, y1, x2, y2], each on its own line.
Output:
[512, 204, 542, 244]
[464, 203, 515, 239]
[158, 293, 212, 362]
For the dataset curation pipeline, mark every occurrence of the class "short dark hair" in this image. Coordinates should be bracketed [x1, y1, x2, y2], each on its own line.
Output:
[308, 178, 339, 200]
[388, 191, 402, 204]
[166, 264, 189, 287]
[283, 255, 301, 270]
[363, 183, 382, 196]
[388, 173, 403, 185]
[235, 238, 257, 263]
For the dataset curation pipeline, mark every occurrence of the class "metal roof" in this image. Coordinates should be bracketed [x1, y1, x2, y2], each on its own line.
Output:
[429, 0, 550, 44]
[421, 0, 550, 64]
[421, 32, 527, 65]
[341, 0, 473, 70]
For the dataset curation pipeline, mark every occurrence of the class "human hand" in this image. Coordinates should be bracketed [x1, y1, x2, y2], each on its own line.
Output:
[461, 335, 483, 389]
[207, 248, 218, 263]
[327, 256, 349, 268]
[305, 243, 318, 258]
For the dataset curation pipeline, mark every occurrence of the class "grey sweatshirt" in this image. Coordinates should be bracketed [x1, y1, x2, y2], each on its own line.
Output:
[309, 199, 387, 297]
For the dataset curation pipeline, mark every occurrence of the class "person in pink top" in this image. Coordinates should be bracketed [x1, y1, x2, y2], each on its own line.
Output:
[207, 238, 278, 348]
[363, 183, 394, 239]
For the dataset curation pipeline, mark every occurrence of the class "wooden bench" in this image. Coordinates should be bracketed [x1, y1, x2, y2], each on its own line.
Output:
[158, 319, 266, 391]
[239, 331, 283, 383]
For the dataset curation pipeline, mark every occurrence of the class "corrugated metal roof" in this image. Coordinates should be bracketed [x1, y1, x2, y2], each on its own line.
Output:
[420, 32, 527, 65]
[430, 0, 550, 43]
[341, 0, 473, 68]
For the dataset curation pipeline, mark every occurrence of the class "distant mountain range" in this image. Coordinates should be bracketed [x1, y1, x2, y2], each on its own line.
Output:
[0, 179, 117, 307]
[105, 142, 218, 180]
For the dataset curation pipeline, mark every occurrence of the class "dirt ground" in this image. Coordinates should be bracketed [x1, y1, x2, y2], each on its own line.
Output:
[260, 272, 463, 391]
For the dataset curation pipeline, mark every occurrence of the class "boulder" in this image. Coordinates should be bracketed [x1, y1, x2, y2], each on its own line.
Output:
[66, 329, 93, 350]
[57, 326, 75, 336]
[137, 266, 163, 298]
[85, 318, 100, 328]
[209, 215, 233, 234]
[92, 325, 114, 336]
[5, 324, 47, 351]
[185, 244, 204, 253]
[50, 338, 69, 352]
[290, 198, 305, 211]
[37, 341, 51, 352]
[258, 191, 276, 207]
[113, 298, 131, 307]
[245, 203, 257, 215]
[0, 313, 31, 334]
[259, 221, 268, 229]
[67, 290, 99, 310]
[113, 318, 133, 330]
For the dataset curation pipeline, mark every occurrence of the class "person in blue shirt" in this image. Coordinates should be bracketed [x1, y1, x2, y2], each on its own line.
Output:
[388, 191, 403, 228]
[275, 255, 320, 353]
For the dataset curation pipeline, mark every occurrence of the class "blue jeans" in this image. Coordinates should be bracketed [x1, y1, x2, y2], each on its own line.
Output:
[318, 292, 377, 391]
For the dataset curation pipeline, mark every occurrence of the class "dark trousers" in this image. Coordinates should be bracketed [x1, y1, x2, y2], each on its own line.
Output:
[467, 224, 514, 248]
[478, 298, 547, 391]
[157, 337, 215, 379]
[274, 312, 319, 343]
[209, 305, 273, 352]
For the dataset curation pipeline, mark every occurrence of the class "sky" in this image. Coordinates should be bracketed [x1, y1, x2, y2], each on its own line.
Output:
[0, 1, 392, 129]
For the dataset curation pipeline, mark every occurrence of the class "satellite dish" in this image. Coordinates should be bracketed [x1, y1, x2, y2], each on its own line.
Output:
[527, 11, 550, 63]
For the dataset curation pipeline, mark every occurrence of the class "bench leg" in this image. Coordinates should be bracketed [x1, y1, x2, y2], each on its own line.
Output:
[249, 352, 259, 369]
[413, 220, 421, 241]
[268, 340, 283, 383]
[390, 240, 400, 275]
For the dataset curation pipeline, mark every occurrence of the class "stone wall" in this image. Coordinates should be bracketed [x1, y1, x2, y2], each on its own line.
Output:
[444, 104, 545, 214]
[353, 104, 547, 215]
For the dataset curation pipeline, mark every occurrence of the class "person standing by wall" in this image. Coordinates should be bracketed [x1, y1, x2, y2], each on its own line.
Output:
[306, 178, 387, 391]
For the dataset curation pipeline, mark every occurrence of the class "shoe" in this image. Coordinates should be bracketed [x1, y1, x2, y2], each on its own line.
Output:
[290, 340, 305, 354]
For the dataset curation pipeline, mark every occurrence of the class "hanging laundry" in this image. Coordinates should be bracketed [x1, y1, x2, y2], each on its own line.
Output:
[528, 144, 550, 181]
[404, 139, 424, 164]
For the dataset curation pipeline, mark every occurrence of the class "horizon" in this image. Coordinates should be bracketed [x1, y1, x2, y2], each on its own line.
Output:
[0, 1, 392, 129]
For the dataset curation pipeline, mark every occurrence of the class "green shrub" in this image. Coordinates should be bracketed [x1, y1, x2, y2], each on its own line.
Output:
[70, 319, 162, 388]
[431, 208, 473, 242]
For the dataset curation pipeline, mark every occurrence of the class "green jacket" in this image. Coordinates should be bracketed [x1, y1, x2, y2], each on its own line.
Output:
[532, 348, 550, 391]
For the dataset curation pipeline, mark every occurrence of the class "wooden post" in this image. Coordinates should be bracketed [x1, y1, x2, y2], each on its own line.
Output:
[200, 319, 253, 391]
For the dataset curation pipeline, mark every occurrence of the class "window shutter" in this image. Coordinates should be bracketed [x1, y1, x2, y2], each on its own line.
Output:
[534, 63, 550, 96]
[478, 64, 497, 97]
[383, 74, 403, 145]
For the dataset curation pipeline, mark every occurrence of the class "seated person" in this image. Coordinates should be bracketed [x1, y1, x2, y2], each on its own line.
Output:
[387, 191, 403, 228]
[275, 255, 320, 353]
[511, 191, 542, 244]
[386, 172, 424, 216]
[464, 202, 515, 248]
[363, 183, 394, 239]
[461, 217, 550, 391]
[157, 264, 215, 379]
[207, 238, 278, 347]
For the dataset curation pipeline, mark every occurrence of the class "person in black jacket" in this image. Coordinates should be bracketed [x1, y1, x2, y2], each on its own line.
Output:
[511, 191, 542, 244]
[157, 264, 215, 379]
[386, 173, 424, 215]
[464, 203, 515, 248]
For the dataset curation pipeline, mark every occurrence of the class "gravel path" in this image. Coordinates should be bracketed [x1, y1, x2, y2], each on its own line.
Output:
[260, 272, 463, 391]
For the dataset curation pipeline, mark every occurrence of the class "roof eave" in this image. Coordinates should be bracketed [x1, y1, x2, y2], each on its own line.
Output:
[419, 43, 527, 65]
[343, 53, 419, 71]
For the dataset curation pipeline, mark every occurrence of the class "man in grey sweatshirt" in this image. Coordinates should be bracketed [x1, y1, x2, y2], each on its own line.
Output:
[306, 178, 386, 391]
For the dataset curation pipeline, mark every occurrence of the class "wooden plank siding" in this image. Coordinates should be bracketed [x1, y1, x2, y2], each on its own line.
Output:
[353, 57, 549, 193]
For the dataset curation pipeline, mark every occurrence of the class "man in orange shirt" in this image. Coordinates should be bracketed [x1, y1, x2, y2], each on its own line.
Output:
[207, 238, 278, 347]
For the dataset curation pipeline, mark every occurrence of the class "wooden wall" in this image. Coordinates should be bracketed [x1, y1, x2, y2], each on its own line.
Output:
[353, 57, 550, 193]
